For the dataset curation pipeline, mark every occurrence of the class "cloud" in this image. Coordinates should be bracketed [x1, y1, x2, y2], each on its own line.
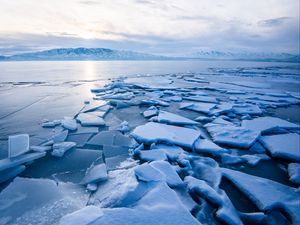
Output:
[0, 0, 299, 55]
[258, 17, 292, 27]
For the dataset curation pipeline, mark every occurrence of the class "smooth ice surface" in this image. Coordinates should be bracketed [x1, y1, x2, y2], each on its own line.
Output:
[8, 134, 30, 158]
[139, 149, 168, 162]
[156, 110, 199, 125]
[232, 104, 262, 115]
[143, 106, 158, 118]
[0, 177, 89, 225]
[260, 133, 300, 162]
[80, 163, 108, 185]
[132, 122, 200, 148]
[222, 168, 300, 224]
[59, 206, 103, 225]
[77, 113, 105, 126]
[135, 163, 164, 182]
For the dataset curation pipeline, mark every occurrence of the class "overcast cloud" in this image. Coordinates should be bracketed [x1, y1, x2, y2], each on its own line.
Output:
[0, 0, 299, 55]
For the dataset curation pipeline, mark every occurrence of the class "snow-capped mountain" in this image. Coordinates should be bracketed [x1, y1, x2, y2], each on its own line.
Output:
[189, 50, 300, 62]
[1, 48, 166, 60]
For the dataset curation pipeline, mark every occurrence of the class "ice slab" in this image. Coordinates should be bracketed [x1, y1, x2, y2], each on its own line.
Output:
[183, 96, 218, 103]
[59, 206, 103, 225]
[194, 139, 227, 155]
[0, 177, 89, 225]
[139, 149, 168, 162]
[131, 122, 200, 148]
[180, 102, 217, 114]
[89, 167, 139, 207]
[62, 117, 77, 131]
[143, 106, 158, 118]
[260, 133, 300, 162]
[8, 134, 30, 158]
[0, 165, 26, 183]
[150, 161, 184, 187]
[156, 110, 199, 125]
[77, 113, 105, 126]
[82, 100, 107, 113]
[185, 176, 243, 225]
[0, 152, 46, 172]
[204, 123, 260, 149]
[242, 116, 299, 134]
[52, 130, 69, 143]
[232, 104, 262, 115]
[52, 142, 76, 157]
[92, 182, 201, 225]
[222, 168, 300, 225]
[288, 163, 300, 184]
[141, 99, 170, 106]
[80, 163, 108, 185]
[135, 163, 164, 182]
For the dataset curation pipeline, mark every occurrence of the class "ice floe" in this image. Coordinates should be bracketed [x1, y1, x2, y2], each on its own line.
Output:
[52, 142, 76, 157]
[222, 168, 300, 224]
[156, 110, 199, 125]
[77, 113, 105, 126]
[260, 133, 300, 162]
[80, 163, 108, 185]
[8, 134, 30, 158]
[131, 122, 200, 148]
[61, 117, 77, 131]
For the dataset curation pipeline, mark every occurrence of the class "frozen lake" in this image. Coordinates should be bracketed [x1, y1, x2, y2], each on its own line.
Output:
[0, 60, 300, 225]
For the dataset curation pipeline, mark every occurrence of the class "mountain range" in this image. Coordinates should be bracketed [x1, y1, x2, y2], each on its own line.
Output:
[0, 48, 299, 62]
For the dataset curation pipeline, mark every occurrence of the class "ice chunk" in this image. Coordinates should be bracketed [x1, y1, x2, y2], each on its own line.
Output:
[242, 116, 299, 134]
[134, 163, 164, 182]
[117, 121, 130, 133]
[141, 99, 170, 106]
[210, 103, 233, 115]
[77, 113, 105, 126]
[0, 177, 89, 224]
[59, 206, 103, 225]
[82, 100, 107, 113]
[30, 145, 52, 152]
[185, 176, 243, 225]
[150, 161, 184, 187]
[194, 139, 227, 155]
[52, 142, 76, 157]
[62, 117, 77, 131]
[260, 133, 300, 162]
[180, 102, 216, 114]
[194, 116, 213, 123]
[232, 104, 262, 115]
[288, 163, 300, 184]
[139, 149, 168, 161]
[0, 165, 26, 183]
[89, 167, 139, 207]
[131, 122, 200, 148]
[183, 96, 218, 103]
[204, 123, 260, 149]
[80, 163, 108, 185]
[42, 121, 56, 128]
[8, 134, 30, 158]
[92, 182, 201, 225]
[143, 106, 158, 118]
[0, 152, 46, 172]
[156, 110, 199, 125]
[222, 168, 300, 225]
[151, 144, 184, 161]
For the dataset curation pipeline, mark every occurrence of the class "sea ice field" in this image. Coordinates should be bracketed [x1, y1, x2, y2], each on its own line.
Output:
[0, 60, 299, 225]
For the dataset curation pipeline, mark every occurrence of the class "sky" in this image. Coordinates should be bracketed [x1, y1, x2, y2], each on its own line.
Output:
[0, 0, 299, 56]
